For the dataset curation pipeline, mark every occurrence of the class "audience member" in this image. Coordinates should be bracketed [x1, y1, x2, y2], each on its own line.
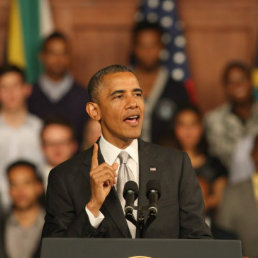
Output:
[132, 21, 189, 143]
[198, 176, 238, 240]
[82, 118, 101, 150]
[0, 65, 43, 210]
[41, 117, 78, 190]
[170, 106, 227, 220]
[216, 135, 258, 258]
[0, 160, 45, 258]
[205, 61, 258, 168]
[28, 31, 89, 146]
[229, 134, 256, 184]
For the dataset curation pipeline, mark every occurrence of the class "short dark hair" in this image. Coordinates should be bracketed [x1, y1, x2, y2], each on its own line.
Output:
[87, 64, 137, 102]
[41, 31, 68, 52]
[222, 61, 251, 85]
[41, 116, 76, 141]
[0, 64, 25, 82]
[6, 160, 42, 182]
[133, 21, 163, 43]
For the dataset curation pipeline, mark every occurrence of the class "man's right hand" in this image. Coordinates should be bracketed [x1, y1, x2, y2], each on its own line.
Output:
[87, 143, 118, 217]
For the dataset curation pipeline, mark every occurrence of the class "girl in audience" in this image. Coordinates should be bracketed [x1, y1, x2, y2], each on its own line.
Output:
[171, 105, 228, 215]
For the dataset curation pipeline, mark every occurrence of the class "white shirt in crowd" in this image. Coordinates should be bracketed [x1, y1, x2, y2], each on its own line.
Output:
[0, 113, 44, 210]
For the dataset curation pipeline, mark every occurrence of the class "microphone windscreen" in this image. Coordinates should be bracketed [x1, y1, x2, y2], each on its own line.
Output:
[123, 181, 139, 200]
[146, 180, 161, 198]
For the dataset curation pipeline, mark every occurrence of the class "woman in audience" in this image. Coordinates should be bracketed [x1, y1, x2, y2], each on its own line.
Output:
[170, 105, 228, 224]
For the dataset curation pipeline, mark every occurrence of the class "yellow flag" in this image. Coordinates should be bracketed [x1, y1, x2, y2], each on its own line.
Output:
[7, 0, 26, 68]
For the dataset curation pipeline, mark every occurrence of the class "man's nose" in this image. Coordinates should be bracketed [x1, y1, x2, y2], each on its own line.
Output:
[125, 96, 138, 109]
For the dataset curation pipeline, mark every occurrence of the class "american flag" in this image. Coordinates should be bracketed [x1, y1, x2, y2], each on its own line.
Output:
[135, 0, 197, 103]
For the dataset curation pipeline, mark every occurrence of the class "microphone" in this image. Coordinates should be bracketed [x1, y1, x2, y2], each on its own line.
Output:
[123, 181, 139, 217]
[146, 180, 161, 217]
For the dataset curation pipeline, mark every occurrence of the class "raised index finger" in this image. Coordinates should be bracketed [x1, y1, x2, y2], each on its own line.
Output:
[91, 143, 99, 170]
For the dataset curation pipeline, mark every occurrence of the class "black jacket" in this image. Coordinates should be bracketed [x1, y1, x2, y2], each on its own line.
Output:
[42, 139, 212, 239]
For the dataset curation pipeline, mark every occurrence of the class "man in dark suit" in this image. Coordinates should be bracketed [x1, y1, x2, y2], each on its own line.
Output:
[42, 65, 211, 239]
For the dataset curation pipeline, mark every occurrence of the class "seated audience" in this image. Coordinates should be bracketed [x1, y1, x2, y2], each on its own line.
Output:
[169, 105, 228, 232]
[0, 65, 43, 210]
[132, 21, 190, 143]
[216, 135, 258, 258]
[205, 61, 258, 168]
[0, 160, 45, 258]
[41, 117, 78, 190]
[82, 118, 101, 150]
[28, 31, 89, 146]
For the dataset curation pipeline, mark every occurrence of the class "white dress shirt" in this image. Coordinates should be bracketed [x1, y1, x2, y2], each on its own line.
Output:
[85, 135, 139, 238]
[0, 113, 44, 210]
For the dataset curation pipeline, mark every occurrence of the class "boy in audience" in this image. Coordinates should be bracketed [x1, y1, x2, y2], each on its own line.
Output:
[205, 61, 258, 168]
[0, 161, 45, 258]
[0, 65, 43, 210]
[41, 117, 78, 189]
[216, 135, 258, 258]
[28, 31, 89, 146]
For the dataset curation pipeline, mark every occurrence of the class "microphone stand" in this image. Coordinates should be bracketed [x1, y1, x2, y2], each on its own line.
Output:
[124, 205, 157, 238]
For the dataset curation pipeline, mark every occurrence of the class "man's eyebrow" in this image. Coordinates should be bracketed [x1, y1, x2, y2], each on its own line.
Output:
[110, 90, 125, 97]
[109, 88, 143, 97]
[133, 88, 143, 93]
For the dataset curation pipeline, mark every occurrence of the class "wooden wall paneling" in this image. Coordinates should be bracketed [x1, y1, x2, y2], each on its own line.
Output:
[0, 0, 9, 64]
[178, 0, 258, 112]
[50, 0, 139, 86]
[0, 0, 257, 112]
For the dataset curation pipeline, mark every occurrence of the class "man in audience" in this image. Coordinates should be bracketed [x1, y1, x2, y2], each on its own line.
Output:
[28, 31, 89, 146]
[0, 160, 45, 258]
[41, 117, 78, 190]
[0, 65, 43, 211]
[132, 21, 189, 143]
[205, 61, 258, 168]
[216, 135, 258, 258]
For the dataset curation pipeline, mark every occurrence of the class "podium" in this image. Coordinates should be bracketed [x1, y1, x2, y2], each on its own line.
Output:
[40, 238, 242, 258]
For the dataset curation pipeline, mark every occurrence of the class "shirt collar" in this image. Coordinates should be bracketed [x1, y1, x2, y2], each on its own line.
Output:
[99, 135, 138, 165]
[39, 73, 74, 102]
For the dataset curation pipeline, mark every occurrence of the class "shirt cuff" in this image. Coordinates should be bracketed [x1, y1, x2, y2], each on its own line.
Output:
[85, 205, 105, 228]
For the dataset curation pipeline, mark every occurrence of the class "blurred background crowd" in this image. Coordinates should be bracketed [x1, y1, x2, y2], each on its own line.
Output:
[0, 0, 258, 258]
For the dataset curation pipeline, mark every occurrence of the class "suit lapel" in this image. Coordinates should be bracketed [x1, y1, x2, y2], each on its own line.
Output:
[83, 144, 131, 238]
[137, 139, 160, 237]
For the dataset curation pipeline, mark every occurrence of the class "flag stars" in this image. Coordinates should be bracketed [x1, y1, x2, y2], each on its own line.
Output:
[160, 49, 170, 61]
[162, 0, 175, 12]
[162, 33, 172, 44]
[174, 35, 186, 48]
[147, 0, 160, 9]
[173, 52, 186, 64]
[172, 68, 185, 81]
[161, 16, 173, 28]
[147, 12, 159, 23]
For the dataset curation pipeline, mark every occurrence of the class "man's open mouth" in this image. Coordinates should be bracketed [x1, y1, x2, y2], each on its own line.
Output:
[124, 115, 140, 125]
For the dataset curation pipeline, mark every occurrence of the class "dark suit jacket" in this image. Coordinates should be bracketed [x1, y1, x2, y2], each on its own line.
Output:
[42, 139, 212, 239]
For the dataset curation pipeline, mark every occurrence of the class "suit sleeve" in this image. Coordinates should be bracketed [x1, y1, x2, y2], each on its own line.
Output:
[42, 168, 106, 238]
[179, 153, 212, 239]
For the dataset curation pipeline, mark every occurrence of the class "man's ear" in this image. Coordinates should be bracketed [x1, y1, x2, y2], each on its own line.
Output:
[86, 102, 101, 121]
